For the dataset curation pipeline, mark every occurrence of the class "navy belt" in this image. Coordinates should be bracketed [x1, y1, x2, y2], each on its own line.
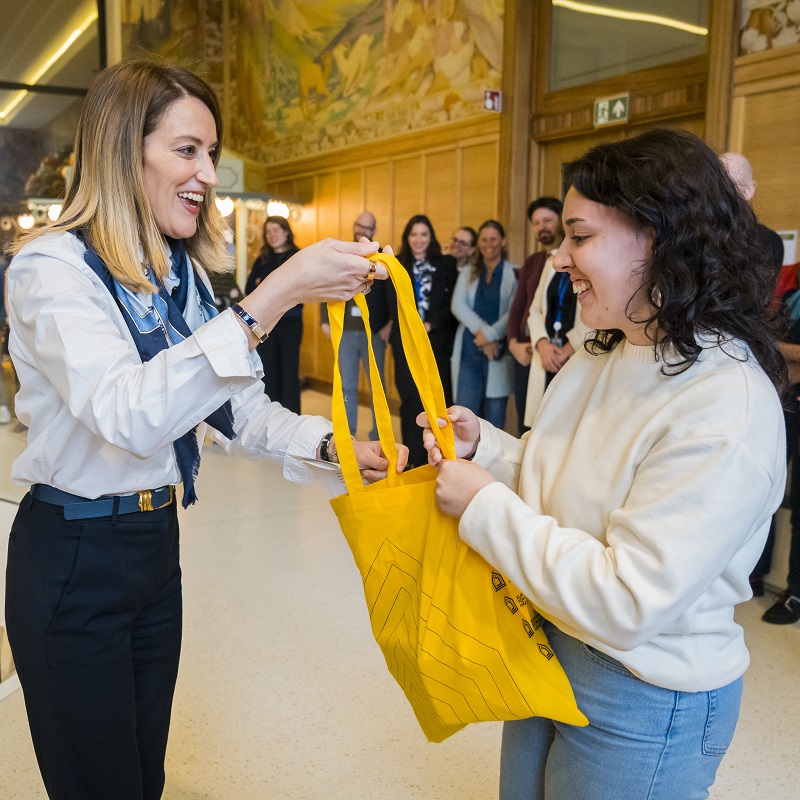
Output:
[31, 484, 175, 520]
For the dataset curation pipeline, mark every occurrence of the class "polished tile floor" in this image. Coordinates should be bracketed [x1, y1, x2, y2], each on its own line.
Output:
[0, 391, 798, 799]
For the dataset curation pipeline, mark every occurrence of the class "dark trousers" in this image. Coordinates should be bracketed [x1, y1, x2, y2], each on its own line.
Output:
[390, 329, 453, 468]
[391, 338, 427, 469]
[5, 494, 182, 800]
[753, 405, 800, 594]
[512, 358, 531, 436]
[257, 314, 303, 414]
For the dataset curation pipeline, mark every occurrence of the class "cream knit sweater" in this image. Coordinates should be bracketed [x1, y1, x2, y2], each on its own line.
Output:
[461, 337, 786, 691]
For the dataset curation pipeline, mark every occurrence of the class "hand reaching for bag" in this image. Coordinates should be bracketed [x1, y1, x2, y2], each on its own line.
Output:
[353, 439, 409, 484]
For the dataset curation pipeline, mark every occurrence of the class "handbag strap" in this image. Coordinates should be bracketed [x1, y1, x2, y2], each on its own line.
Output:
[328, 252, 456, 494]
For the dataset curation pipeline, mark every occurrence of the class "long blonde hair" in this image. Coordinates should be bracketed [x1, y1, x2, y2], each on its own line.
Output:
[11, 57, 231, 292]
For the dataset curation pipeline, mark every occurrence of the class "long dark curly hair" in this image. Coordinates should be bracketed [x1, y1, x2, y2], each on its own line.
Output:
[397, 214, 442, 268]
[563, 128, 786, 392]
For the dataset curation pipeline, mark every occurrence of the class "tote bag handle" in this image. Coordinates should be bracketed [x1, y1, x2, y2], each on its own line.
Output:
[328, 253, 456, 494]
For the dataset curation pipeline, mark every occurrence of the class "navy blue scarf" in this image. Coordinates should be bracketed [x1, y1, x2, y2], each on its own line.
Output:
[75, 230, 236, 507]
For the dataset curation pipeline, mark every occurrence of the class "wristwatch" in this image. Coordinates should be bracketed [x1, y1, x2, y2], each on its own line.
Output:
[231, 303, 269, 344]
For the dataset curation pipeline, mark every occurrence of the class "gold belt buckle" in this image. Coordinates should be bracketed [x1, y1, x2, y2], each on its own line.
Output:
[137, 485, 174, 512]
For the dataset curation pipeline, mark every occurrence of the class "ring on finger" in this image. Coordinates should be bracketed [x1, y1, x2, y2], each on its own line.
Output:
[366, 260, 378, 283]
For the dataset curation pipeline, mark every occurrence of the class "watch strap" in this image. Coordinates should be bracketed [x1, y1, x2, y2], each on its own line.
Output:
[232, 303, 269, 344]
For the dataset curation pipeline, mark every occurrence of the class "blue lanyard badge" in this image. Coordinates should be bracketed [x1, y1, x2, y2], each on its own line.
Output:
[551, 272, 570, 345]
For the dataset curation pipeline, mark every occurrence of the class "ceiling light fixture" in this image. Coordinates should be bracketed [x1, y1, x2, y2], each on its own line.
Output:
[552, 1, 708, 36]
[0, 10, 99, 122]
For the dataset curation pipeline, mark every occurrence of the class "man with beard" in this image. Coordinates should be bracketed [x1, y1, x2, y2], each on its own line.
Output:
[507, 197, 564, 434]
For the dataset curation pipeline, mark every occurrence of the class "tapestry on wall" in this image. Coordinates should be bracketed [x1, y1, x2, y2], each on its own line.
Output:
[122, 0, 504, 165]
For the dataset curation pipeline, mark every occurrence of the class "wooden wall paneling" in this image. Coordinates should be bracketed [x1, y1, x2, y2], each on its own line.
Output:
[338, 168, 364, 240]
[269, 179, 296, 198]
[291, 175, 321, 382]
[315, 173, 340, 239]
[392, 156, 424, 250]
[293, 176, 316, 248]
[540, 117, 705, 204]
[363, 161, 393, 246]
[460, 141, 500, 230]
[732, 43, 800, 234]
[737, 87, 800, 231]
[423, 149, 458, 243]
[306, 173, 339, 382]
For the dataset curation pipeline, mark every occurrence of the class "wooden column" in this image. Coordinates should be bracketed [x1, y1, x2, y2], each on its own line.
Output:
[497, 0, 536, 266]
[705, 0, 739, 152]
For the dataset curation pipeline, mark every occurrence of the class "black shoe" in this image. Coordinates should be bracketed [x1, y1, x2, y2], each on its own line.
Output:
[749, 576, 764, 597]
[762, 591, 800, 625]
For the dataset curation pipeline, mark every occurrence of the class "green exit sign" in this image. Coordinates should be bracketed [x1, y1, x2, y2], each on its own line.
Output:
[593, 93, 629, 127]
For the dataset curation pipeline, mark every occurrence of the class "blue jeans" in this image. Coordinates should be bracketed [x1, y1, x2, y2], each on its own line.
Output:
[457, 340, 507, 429]
[337, 328, 386, 439]
[499, 622, 741, 800]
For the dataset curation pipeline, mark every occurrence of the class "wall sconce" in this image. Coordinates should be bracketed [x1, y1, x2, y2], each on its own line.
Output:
[215, 196, 235, 217]
[266, 201, 290, 218]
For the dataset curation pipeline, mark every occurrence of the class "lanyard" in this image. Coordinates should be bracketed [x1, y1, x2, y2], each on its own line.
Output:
[552, 272, 570, 335]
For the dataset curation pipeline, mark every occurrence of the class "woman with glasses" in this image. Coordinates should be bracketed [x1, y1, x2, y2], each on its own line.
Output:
[449, 226, 478, 272]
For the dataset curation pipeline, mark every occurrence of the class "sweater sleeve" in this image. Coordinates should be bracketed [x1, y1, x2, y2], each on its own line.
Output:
[459, 406, 783, 652]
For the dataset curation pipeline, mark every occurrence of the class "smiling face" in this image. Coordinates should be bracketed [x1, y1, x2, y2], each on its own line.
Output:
[478, 225, 505, 266]
[450, 228, 475, 261]
[142, 96, 219, 239]
[531, 207, 562, 247]
[265, 221, 290, 252]
[555, 187, 654, 344]
[408, 222, 432, 259]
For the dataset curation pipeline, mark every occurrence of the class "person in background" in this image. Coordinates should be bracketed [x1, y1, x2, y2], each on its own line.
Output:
[507, 197, 564, 435]
[245, 216, 303, 413]
[720, 153, 799, 623]
[753, 269, 800, 624]
[523, 225, 590, 429]
[0, 260, 12, 424]
[720, 152, 784, 283]
[320, 211, 391, 440]
[388, 214, 458, 467]
[451, 219, 517, 431]
[421, 129, 786, 800]
[4, 58, 404, 800]
[449, 226, 477, 272]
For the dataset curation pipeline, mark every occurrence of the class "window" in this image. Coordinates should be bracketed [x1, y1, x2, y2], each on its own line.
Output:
[549, 0, 709, 92]
[0, 0, 104, 239]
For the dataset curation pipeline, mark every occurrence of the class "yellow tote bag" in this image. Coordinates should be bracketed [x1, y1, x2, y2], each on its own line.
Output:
[328, 253, 587, 743]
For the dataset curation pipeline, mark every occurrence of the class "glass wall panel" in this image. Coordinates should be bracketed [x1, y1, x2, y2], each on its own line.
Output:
[549, 0, 709, 93]
[0, 0, 102, 246]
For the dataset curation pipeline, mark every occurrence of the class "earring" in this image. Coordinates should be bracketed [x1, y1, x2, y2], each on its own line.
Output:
[649, 284, 662, 309]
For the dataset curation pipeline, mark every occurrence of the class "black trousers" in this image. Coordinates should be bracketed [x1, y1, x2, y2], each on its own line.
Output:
[5, 494, 182, 800]
[390, 334, 453, 469]
[256, 314, 303, 414]
[752, 405, 800, 594]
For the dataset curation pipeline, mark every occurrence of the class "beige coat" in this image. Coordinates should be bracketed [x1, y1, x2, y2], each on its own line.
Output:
[524, 259, 590, 427]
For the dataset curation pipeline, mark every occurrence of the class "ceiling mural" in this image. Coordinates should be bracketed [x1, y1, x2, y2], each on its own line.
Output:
[122, 0, 504, 165]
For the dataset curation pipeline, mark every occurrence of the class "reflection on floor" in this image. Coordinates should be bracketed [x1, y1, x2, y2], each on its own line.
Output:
[0, 391, 798, 799]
